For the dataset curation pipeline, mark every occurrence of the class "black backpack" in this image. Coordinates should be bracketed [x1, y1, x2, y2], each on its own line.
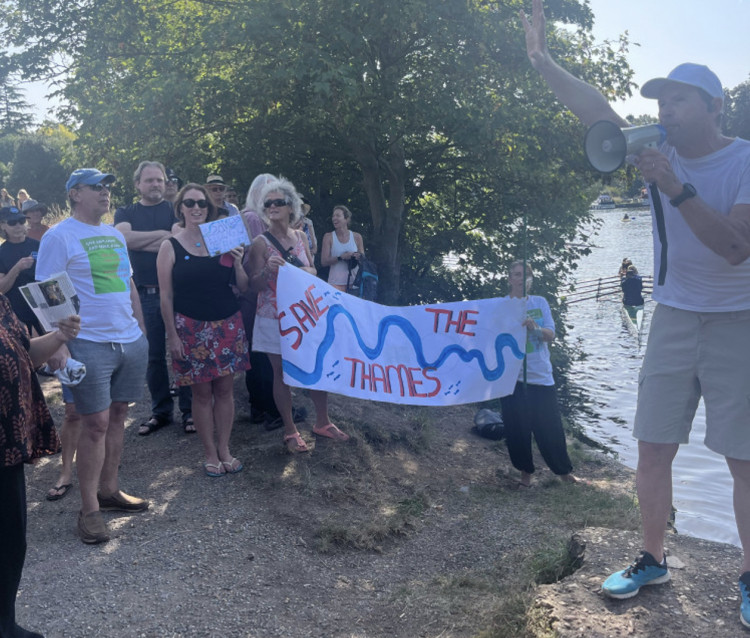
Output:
[348, 258, 379, 301]
[471, 408, 505, 440]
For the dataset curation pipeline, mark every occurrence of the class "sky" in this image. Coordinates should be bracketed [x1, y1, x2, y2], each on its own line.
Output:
[582, 0, 750, 118]
[18, 0, 750, 124]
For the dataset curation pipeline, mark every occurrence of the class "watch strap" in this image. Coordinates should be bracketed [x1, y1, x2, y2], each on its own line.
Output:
[669, 183, 697, 207]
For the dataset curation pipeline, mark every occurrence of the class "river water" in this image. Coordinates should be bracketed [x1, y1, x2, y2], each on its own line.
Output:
[565, 208, 739, 547]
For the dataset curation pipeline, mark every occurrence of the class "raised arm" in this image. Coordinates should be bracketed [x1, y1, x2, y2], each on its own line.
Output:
[520, 0, 628, 128]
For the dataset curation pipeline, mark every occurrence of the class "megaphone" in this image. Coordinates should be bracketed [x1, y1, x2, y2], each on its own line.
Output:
[584, 120, 666, 173]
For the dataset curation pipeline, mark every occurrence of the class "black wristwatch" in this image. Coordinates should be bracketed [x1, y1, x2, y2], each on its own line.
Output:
[669, 183, 697, 207]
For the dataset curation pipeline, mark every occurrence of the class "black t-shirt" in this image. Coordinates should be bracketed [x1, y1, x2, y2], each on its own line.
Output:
[114, 200, 177, 287]
[0, 237, 40, 323]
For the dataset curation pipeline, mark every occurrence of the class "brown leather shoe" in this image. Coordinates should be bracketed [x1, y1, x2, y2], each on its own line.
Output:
[77, 510, 110, 544]
[97, 490, 150, 513]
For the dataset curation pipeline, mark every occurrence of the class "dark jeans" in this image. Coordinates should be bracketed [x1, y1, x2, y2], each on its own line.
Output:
[139, 288, 191, 420]
[245, 352, 280, 417]
[500, 382, 573, 476]
[0, 464, 26, 637]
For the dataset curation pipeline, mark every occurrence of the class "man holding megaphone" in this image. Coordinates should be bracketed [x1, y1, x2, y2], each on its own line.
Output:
[521, 0, 750, 628]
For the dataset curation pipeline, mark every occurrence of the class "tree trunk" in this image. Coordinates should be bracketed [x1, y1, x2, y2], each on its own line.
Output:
[351, 138, 406, 305]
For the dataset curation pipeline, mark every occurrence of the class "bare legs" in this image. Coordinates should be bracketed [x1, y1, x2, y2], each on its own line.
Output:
[266, 353, 345, 450]
[267, 353, 301, 441]
[636, 441, 679, 560]
[76, 401, 130, 514]
[48, 402, 81, 497]
[727, 457, 750, 573]
[191, 375, 238, 471]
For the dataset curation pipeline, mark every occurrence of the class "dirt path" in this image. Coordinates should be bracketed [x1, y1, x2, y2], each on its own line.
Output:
[19, 375, 745, 637]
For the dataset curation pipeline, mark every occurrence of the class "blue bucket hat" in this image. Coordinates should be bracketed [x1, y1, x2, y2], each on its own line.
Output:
[641, 63, 724, 100]
[66, 168, 116, 192]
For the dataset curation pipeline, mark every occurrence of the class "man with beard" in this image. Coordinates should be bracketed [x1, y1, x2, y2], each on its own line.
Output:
[114, 161, 194, 435]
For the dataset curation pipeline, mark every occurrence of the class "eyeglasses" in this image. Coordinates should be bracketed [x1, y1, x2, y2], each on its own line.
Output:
[182, 199, 208, 209]
[264, 199, 289, 209]
[207, 185, 226, 193]
[4, 218, 26, 226]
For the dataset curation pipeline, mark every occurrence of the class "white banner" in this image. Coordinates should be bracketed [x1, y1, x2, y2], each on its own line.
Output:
[277, 266, 527, 406]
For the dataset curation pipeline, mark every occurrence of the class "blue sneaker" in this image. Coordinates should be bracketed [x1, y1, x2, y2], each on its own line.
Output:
[740, 572, 750, 628]
[601, 551, 670, 599]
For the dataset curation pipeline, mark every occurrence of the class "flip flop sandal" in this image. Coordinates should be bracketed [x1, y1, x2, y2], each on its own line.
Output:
[221, 458, 244, 474]
[312, 423, 350, 441]
[138, 415, 170, 436]
[283, 432, 309, 453]
[46, 483, 72, 501]
[204, 462, 225, 477]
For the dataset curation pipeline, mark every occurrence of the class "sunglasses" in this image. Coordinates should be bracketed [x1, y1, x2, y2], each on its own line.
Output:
[207, 185, 226, 193]
[4, 218, 26, 226]
[264, 199, 289, 209]
[83, 183, 113, 192]
[182, 199, 208, 209]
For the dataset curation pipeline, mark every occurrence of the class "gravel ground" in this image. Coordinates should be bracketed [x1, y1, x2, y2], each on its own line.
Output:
[19, 374, 635, 638]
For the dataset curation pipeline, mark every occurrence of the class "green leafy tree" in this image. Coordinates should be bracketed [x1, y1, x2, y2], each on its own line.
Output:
[0, 0, 635, 305]
[6, 124, 77, 205]
[725, 78, 750, 140]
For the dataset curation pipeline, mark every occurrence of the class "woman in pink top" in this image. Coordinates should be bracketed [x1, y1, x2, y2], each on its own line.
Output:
[247, 177, 350, 453]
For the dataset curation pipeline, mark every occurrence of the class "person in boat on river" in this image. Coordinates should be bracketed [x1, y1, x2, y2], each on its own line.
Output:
[523, 0, 750, 625]
[621, 265, 644, 308]
[617, 257, 632, 278]
[499, 260, 578, 488]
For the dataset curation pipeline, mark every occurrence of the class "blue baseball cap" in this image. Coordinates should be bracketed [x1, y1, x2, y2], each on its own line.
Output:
[0, 206, 25, 222]
[66, 168, 116, 192]
[641, 63, 723, 100]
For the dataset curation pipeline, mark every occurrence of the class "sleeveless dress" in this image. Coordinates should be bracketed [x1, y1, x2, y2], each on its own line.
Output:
[169, 238, 249, 385]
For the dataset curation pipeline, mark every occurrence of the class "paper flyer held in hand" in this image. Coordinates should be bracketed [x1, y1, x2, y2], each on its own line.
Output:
[199, 215, 251, 257]
[19, 271, 81, 332]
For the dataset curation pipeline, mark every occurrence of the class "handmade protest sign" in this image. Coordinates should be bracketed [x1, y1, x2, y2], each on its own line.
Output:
[277, 266, 527, 406]
[199, 215, 250, 256]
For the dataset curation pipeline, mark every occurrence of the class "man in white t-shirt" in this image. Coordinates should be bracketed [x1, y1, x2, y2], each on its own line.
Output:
[522, 0, 750, 628]
[37, 168, 150, 545]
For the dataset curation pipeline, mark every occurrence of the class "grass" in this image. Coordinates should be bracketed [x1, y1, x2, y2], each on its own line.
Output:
[237, 396, 640, 636]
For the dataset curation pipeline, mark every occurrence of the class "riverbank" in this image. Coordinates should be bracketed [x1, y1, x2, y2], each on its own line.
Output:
[18, 375, 745, 637]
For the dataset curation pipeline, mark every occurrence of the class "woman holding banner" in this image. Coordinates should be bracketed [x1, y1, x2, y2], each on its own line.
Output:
[157, 184, 249, 476]
[247, 177, 350, 453]
[499, 260, 577, 488]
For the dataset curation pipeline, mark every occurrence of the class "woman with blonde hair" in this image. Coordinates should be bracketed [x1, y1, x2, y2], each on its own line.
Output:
[247, 178, 350, 452]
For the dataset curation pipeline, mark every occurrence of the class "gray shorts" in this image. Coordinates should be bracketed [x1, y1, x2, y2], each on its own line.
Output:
[67, 335, 148, 415]
[634, 304, 750, 459]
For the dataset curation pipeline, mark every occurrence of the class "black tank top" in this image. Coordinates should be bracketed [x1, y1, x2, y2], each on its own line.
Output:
[170, 238, 239, 321]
